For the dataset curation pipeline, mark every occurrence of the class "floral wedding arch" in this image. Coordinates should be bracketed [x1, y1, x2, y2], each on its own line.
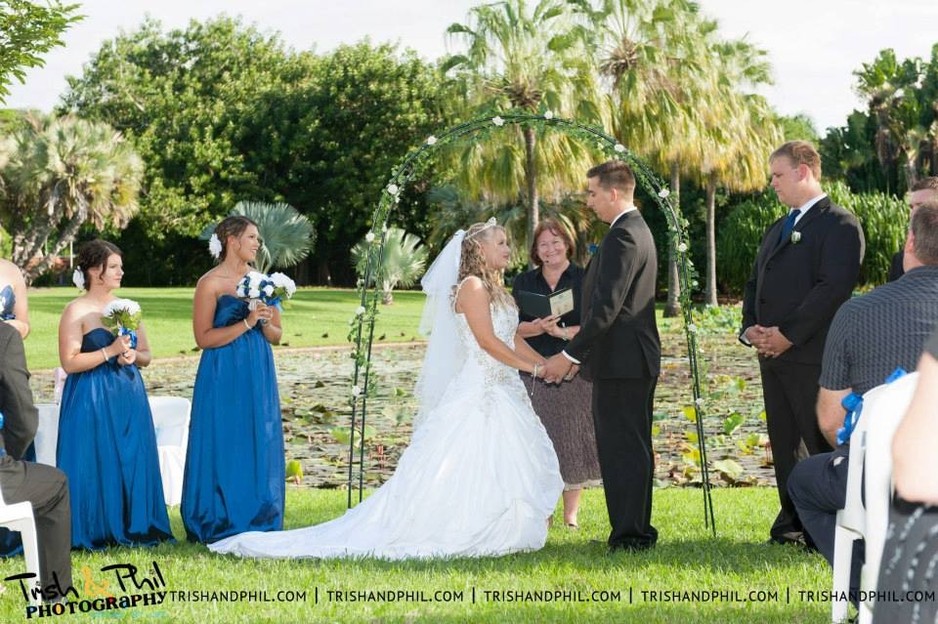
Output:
[346, 112, 715, 534]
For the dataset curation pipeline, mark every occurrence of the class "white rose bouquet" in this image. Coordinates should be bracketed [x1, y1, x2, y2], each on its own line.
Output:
[102, 298, 143, 348]
[266, 272, 297, 307]
[236, 271, 296, 308]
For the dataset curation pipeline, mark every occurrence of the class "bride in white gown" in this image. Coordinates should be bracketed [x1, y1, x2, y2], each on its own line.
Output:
[209, 219, 563, 559]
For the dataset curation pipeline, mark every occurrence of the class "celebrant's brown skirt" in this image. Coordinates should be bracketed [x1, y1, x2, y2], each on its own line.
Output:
[520, 373, 602, 490]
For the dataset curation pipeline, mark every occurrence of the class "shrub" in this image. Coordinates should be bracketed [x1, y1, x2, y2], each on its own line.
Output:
[717, 183, 908, 294]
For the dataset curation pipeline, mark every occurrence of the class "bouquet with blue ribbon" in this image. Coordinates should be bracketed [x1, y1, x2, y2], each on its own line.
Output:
[101, 298, 142, 348]
[236, 271, 296, 309]
[0, 285, 15, 320]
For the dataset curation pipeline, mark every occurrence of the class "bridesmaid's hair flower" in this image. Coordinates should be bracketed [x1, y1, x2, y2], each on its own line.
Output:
[72, 268, 85, 291]
[208, 233, 222, 259]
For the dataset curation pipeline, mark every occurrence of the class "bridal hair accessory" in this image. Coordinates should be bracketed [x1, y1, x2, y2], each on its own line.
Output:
[72, 268, 85, 290]
[413, 229, 468, 431]
[208, 233, 222, 259]
[466, 217, 498, 240]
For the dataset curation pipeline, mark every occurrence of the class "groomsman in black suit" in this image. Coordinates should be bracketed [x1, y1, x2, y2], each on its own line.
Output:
[740, 141, 864, 546]
[0, 322, 73, 600]
[542, 160, 660, 552]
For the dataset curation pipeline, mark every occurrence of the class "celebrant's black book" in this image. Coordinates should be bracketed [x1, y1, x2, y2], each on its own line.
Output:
[516, 288, 574, 319]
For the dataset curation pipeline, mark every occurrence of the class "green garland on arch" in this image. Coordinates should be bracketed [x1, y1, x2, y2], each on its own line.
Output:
[345, 111, 716, 535]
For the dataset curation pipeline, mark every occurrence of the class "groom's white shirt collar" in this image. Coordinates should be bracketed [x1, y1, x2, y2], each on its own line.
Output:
[610, 204, 637, 226]
[792, 193, 826, 225]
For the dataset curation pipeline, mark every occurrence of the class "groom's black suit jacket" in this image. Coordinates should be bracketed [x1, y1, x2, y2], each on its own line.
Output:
[563, 208, 660, 547]
[566, 210, 660, 380]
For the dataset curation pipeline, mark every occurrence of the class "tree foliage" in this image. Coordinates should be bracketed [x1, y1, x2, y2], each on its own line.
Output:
[60, 19, 447, 285]
[0, 0, 81, 102]
[443, 0, 604, 254]
[351, 227, 428, 305]
[0, 113, 142, 283]
[822, 44, 938, 195]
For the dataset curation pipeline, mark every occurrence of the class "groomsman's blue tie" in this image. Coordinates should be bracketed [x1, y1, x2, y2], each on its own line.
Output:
[778, 209, 801, 244]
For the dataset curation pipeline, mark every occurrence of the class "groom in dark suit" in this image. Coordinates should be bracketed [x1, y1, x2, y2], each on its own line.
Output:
[740, 141, 864, 546]
[542, 160, 660, 552]
[0, 321, 73, 600]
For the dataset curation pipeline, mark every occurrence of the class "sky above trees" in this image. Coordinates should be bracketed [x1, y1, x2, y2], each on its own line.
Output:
[4, 0, 938, 132]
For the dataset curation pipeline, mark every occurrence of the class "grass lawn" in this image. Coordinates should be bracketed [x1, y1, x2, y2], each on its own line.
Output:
[5, 287, 840, 622]
[23, 287, 427, 370]
[0, 488, 833, 623]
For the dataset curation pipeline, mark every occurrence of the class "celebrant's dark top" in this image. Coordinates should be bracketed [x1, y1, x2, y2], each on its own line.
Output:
[511, 263, 585, 357]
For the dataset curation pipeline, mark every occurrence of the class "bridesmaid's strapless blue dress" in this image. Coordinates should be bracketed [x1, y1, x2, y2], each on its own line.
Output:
[181, 295, 285, 543]
[56, 328, 173, 549]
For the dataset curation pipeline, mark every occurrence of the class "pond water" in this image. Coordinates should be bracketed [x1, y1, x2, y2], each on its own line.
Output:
[30, 337, 777, 491]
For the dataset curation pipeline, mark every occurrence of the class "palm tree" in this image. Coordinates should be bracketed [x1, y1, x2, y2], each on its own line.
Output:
[442, 0, 604, 255]
[854, 50, 928, 191]
[574, 0, 712, 315]
[695, 37, 783, 305]
[230, 200, 315, 274]
[0, 113, 142, 283]
[351, 227, 428, 305]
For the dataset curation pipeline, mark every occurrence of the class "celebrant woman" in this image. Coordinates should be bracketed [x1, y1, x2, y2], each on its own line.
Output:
[57, 239, 172, 549]
[181, 215, 285, 544]
[209, 219, 563, 560]
[512, 218, 601, 529]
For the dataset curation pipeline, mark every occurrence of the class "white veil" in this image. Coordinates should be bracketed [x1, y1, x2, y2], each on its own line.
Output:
[412, 229, 466, 432]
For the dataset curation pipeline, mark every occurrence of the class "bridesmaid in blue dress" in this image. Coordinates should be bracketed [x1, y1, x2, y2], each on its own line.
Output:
[181, 216, 284, 543]
[56, 240, 173, 549]
[0, 257, 30, 338]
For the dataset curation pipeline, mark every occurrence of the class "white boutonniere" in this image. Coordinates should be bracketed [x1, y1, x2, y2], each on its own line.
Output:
[790, 231, 802, 244]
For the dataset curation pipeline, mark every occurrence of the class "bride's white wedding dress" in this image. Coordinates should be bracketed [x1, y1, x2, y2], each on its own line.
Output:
[209, 302, 563, 559]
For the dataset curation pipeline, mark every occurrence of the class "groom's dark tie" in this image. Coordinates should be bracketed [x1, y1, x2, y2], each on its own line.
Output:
[778, 209, 801, 245]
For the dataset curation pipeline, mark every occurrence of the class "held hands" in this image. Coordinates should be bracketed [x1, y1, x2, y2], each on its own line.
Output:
[745, 325, 793, 358]
[540, 353, 579, 385]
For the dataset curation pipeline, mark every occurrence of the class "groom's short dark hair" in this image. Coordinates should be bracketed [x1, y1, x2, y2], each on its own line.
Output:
[587, 161, 636, 197]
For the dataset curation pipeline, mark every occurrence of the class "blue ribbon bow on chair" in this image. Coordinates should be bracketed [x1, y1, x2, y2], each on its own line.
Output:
[836, 367, 908, 445]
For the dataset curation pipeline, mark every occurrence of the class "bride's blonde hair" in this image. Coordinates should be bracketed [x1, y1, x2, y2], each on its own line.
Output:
[457, 221, 514, 308]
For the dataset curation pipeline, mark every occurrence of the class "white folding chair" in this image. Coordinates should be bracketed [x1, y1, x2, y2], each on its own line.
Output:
[0, 486, 42, 605]
[831, 385, 878, 623]
[32, 404, 60, 467]
[857, 372, 918, 623]
[148, 396, 191, 506]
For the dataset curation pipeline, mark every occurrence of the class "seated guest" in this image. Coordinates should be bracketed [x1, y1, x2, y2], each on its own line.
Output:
[887, 176, 938, 281]
[0, 257, 33, 555]
[0, 322, 73, 599]
[873, 327, 938, 623]
[788, 200, 938, 591]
